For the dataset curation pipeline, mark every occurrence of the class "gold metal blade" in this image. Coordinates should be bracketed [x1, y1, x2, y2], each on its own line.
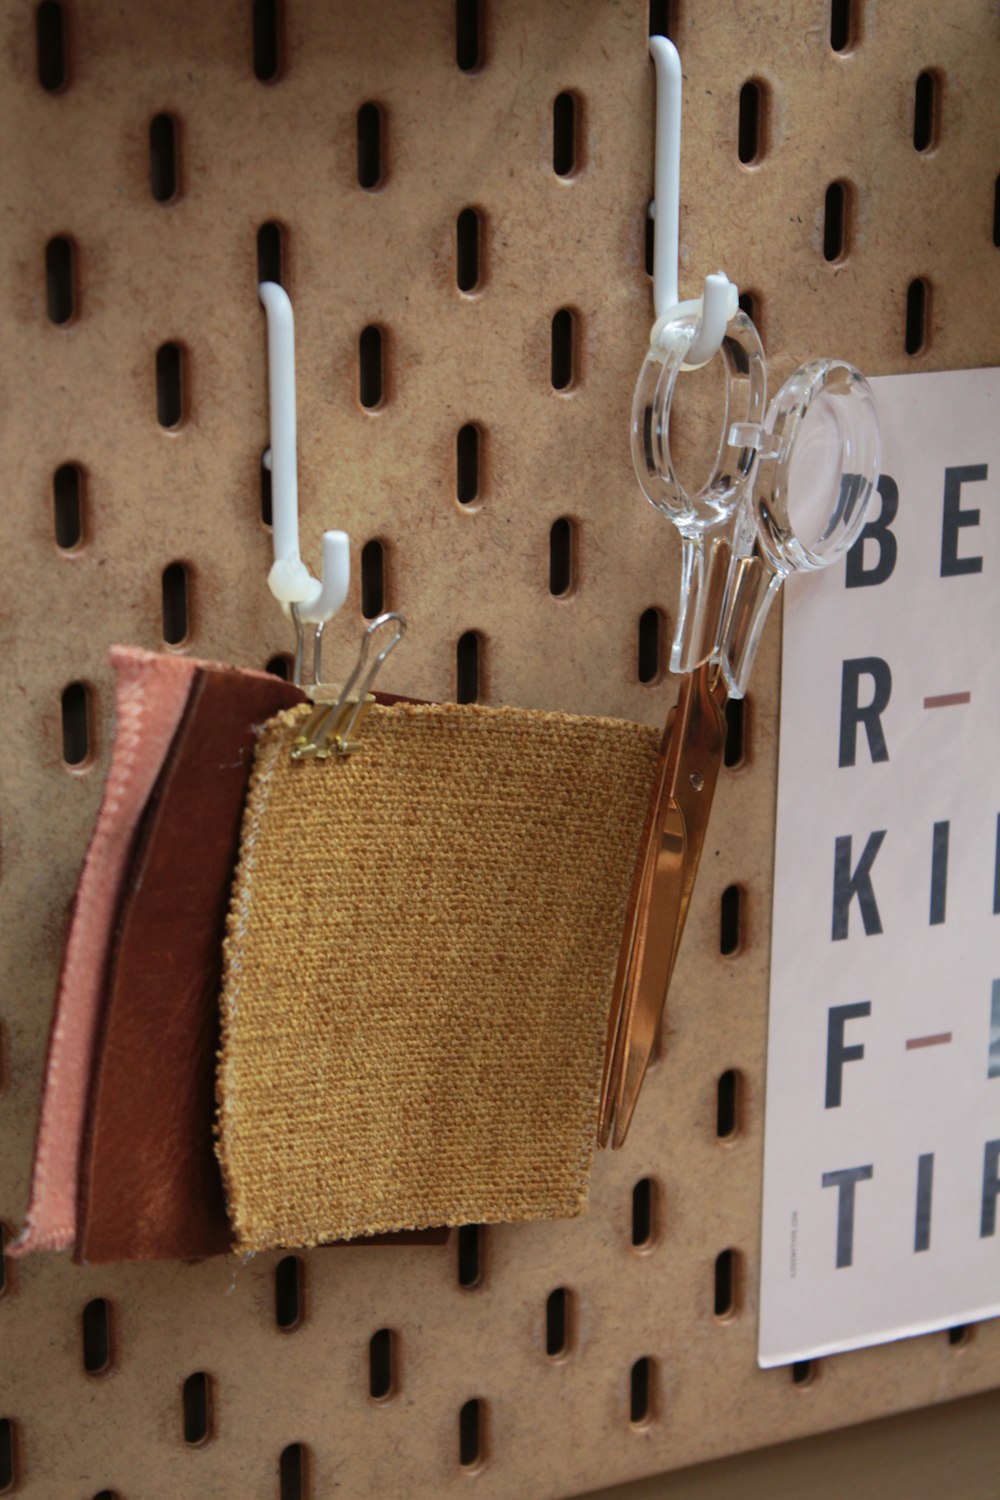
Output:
[610, 663, 728, 1147]
[597, 707, 676, 1146]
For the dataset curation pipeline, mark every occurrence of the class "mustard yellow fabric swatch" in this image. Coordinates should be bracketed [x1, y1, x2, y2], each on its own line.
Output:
[216, 700, 659, 1252]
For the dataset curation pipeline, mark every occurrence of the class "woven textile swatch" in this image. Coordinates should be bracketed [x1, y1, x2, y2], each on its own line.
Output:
[217, 700, 659, 1251]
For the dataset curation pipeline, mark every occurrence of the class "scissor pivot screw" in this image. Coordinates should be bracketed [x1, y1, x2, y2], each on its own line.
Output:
[689, 771, 705, 791]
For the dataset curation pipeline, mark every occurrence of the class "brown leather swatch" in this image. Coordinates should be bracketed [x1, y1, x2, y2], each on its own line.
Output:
[76, 665, 303, 1263]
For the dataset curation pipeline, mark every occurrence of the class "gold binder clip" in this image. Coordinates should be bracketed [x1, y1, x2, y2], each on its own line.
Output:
[290, 612, 406, 762]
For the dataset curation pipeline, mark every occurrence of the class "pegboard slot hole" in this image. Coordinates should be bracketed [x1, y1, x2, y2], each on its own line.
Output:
[738, 289, 760, 325]
[913, 71, 938, 152]
[459, 1399, 483, 1468]
[829, 0, 855, 52]
[279, 1442, 307, 1499]
[258, 222, 283, 286]
[61, 681, 91, 768]
[993, 176, 1000, 248]
[632, 1177, 655, 1248]
[156, 342, 184, 427]
[182, 1372, 212, 1445]
[53, 462, 83, 550]
[357, 103, 382, 189]
[149, 113, 178, 201]
[553, 92, 577, 177]
[629, 1357, 654, 1425]
[359, 326, 384, 409]
[905, 278, 928, 355]
[720, 884, 742, 955]
[948, 1324, 973, 1348]
[0, 1419, 14, 1493]
[455, 0, 481, 71]
[456, 423, 480, 504]
[545, 1288, 570, 1357]
[648, 1, 676, 37]
[637, 607, 662, 684]
[456, 208, 481, 292]
[275, 1255, 303, 1329]
[714, 1248, 740, 1319]
[361, 539, 385, 618]
[266, 654, 292, 680]
[260, 450, 273, 526]
[644, 200, 654, 278]
[717, 1068, 741, 1139]
[45, 235, 74, 324]
[162, 561, 190, 646]
[369, 1329, 394, 1399]
[823, 181, 849, 262]
[253, 0, 280, 82]
[737, 81, 766, 165]
[549, 517, 574, 596]
[550, 308, 576, 391]
[457, 1223, 482, 1286]
[724, 695, 746, 766]
[456, 632, 481, 704]
[36, 1, 66, 91]
[82, 1297, 111, 1374]
[792, 1359, 818, 1385]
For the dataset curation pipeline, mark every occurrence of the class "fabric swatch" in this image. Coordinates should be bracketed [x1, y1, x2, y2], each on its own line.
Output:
[13, 648, 197, 1255]
[217, 700, 660, 1252]
[75, 664, 302, 1263]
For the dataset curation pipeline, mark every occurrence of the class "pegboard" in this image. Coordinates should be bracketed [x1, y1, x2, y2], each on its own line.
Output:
[1, 1, 998, 1496]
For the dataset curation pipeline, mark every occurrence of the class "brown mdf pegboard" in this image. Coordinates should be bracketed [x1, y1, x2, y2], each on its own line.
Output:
[0, 1, 998, 1496]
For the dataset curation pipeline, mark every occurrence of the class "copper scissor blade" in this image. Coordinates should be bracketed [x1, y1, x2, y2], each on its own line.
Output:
[608, 662, 728, 1147]
[598, 682, 692, 1146]
[598, 825, 669, 1146]
[597, 708, 675, 1147]
[605, 800, 686, 1145]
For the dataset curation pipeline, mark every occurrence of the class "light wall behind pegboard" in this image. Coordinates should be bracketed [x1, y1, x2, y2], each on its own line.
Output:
[0, 1, 998, 1496]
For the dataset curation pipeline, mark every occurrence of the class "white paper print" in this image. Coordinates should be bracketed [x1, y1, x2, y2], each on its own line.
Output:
[758, 367, 1000, 1367]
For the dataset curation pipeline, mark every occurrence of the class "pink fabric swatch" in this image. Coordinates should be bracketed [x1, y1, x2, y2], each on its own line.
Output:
[12, 648, 197, 1254]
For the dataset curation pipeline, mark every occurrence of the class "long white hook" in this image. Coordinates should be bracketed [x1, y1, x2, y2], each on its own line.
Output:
[259, 281, 350, 628]
[649, 36, 737, 368]
[649, 35, 681, 317]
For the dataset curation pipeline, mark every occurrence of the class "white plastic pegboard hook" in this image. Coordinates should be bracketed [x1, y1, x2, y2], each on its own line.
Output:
[648, 36, 738, 369]
[259, 280, 350, 629]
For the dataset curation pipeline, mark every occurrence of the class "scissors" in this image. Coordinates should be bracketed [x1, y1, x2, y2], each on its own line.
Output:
[598, 304, 881, 1148]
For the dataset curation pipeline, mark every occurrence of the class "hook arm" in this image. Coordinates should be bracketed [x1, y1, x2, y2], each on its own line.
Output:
[259, 281, 350, 624]
[650, 35, 681, 320]
[648, 38, 738, 369]
[259, 281, 304, 574]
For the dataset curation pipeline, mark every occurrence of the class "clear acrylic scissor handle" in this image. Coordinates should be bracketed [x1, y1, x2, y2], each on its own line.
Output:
[630, 307, 767, 674]
[718, 358, 881, 697]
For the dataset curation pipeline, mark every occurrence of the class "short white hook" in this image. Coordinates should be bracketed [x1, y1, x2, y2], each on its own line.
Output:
[259, 281, 350, 626]
[649, 36, 737, 369]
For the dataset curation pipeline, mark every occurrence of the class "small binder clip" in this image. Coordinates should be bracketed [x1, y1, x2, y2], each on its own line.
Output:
[290, 613, 407, 762]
